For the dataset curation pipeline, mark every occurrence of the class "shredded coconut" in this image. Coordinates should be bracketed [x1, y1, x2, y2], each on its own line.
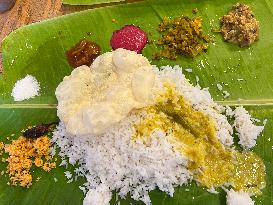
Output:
[11, 75, 40, 101]
[184, 68, 192, 72]
[79, 186, 87, 194]
[225, 106, 234, 117]
[83, 184, 112, 205]
[195, 76, 200, 84]
[216, 83, 223, 91]
[234, 107, 264, 149]
[226, 189, 254, 205]
[207, 187, 219, 194]
[223, 90, 230, 98]
[64, 171, 72, 179]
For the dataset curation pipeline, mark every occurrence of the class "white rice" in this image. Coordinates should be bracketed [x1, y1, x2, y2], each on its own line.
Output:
[234, 107, 264, 149]
[216, 83, 223, 91]
[11, 75, 40, 101]
[83, 184, 112, 205]
[53, 65, 264, 205]
[184, 68, 192, 72]
[53, 115, 191, 205]
[223, 90, 230, 98]
[226, 189, 254, 205]
[64, 171, 72, 179]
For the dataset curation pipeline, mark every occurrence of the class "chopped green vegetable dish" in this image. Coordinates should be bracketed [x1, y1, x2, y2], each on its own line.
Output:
[154, 16, 213, 59]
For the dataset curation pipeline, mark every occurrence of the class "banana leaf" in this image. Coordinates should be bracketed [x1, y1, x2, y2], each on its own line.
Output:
[62, 0, 125, 6]
[0, 0, 273, 204]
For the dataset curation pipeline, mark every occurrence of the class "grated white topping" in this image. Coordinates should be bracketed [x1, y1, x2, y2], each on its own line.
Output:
[234, 106, 264, 149]
[64, 171, 72, 179]
[223, 90, 230, 98]
[226, 189, 254, 205]
[216, 83, 223, 91]
[11, 75, 40, 101]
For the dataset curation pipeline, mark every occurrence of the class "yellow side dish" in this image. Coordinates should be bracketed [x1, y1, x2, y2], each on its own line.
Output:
[133, 85, 265, 193]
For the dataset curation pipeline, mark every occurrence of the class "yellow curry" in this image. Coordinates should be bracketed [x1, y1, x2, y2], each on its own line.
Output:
[133, 85, 265, 194]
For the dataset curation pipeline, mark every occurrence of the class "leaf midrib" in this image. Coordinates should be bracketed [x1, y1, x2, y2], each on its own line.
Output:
[1, 99, 273, 109]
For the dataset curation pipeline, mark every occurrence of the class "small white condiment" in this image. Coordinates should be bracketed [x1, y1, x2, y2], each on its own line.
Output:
[11, 75, 40, 101]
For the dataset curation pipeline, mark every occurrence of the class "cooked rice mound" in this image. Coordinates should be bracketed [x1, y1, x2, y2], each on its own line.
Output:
[53, 50, 264, 205]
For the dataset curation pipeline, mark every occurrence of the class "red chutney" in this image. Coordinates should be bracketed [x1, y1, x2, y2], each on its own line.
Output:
[110, 25, 148, 54]
[66, 39, 101, 68]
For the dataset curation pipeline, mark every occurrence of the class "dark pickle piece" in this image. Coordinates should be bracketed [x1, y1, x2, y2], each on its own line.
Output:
[66, 39, 101, 68]
[23, 122, 57, 139]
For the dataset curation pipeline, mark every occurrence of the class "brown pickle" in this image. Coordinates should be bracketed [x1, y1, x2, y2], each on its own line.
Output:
[23, 123, 57, 139]
[66, 39, 101, 68]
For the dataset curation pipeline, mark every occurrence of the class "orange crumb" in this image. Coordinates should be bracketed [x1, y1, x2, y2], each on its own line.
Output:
[34, 157, 43, 167]
[4, 135, 55, 187]
[43, 162, 56, 172]
[0, 142, 4, 150]
[45, 155, 52, 161]
[34, 136, 50, 156]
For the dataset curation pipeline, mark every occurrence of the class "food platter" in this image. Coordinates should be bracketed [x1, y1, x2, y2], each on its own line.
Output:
[0, 0, 272, 205]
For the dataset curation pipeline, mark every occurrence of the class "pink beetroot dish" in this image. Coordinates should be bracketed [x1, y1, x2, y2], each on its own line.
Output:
[110, 25, 148, 53]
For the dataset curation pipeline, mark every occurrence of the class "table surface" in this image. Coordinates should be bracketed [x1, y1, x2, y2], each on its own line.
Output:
[0, 0, 136, 71]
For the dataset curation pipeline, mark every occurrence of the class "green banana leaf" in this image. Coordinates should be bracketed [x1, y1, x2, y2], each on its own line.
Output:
[62, 0, 125, 6]
[0, 0, 273, 204]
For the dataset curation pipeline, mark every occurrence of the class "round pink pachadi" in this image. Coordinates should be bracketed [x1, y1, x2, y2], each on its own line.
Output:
[110, 25, 148, 54]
